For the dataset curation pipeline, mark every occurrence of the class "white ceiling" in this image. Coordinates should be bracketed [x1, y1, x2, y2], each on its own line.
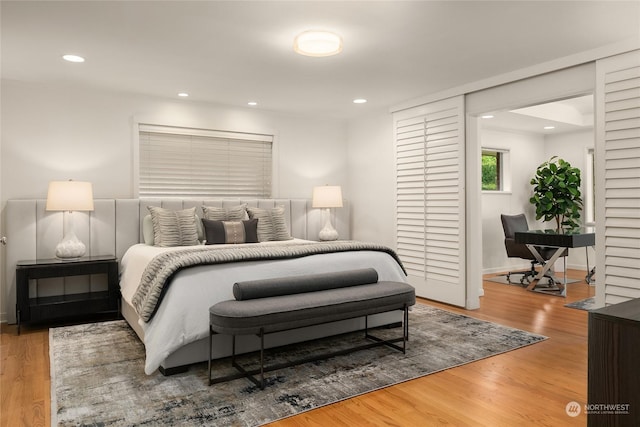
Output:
[481, 95, 595, 135]
[2, 1, 639, 120]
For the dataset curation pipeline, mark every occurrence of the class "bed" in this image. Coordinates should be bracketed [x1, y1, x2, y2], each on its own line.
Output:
[5, 198, 407, 375]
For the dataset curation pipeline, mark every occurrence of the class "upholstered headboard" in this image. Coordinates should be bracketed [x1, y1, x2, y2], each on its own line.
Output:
[3, 198, 349, 324]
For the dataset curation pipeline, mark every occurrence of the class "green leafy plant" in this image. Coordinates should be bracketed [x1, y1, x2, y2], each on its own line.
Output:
[529, 156, 583, 231]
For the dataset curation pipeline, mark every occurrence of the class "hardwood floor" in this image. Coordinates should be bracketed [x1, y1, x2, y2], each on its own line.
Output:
[1, 270, 594, 427]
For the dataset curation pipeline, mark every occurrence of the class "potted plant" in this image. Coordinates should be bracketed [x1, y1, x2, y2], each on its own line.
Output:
[529, 156, 583, 232]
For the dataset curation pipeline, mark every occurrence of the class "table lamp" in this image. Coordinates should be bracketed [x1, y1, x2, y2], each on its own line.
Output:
[312, 185, 343, 241]
[46, 180, 94, 258]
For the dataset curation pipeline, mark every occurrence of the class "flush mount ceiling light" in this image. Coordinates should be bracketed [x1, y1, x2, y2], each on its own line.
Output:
[353, 98, 367, 104]
[62, 54, 85, 63]
[178, 92, 189, 97]
[294, 30, 343, 57]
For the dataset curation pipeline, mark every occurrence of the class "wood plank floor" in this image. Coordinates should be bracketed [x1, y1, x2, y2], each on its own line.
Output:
[1, 270, 595, 427]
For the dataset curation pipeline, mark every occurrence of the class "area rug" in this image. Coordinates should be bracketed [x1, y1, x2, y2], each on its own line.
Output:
[50, 304, 546, 427]
[565, 296, 597, 311]
[486, 274, 579, 286]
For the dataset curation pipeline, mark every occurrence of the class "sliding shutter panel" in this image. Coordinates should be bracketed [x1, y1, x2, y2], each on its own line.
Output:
[394, 96, 466, 306]
[596, 50, 640, 306]
[396, 115, 427, 277]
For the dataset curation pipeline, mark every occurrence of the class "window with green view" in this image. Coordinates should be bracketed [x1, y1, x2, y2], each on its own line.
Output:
[482, 150, 502, 191]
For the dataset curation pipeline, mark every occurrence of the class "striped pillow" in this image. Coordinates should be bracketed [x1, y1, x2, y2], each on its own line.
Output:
[246, 206, 293, 242]
[202, 204, 247, 221]
[147, 206, 199, 247]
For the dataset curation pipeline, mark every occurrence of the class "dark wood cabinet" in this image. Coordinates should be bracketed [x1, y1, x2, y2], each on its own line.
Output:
[16, 255, 119, 333]
[588, 298, 640, 426]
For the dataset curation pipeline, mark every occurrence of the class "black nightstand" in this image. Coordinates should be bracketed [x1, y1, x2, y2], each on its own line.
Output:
[16, 255, 119, 334]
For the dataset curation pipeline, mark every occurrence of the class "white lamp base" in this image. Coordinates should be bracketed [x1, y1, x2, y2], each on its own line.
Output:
[318, 208, 339, 241]
[55, 212, 87, 258]
[56, 231, 86, 258]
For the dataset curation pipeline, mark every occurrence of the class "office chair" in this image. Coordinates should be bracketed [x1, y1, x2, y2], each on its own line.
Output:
[500, 214, 564, 286]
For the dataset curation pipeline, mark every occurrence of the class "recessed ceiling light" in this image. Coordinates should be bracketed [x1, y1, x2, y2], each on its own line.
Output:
[62, 54, 85, 63]
[294, 30, 343, 57]
[481, 115, 494, 119]
[544, 126, 555, 130]
[353, 98, 367, 104]
[247, 101, 258, 106]
[178, 92, 189, 97]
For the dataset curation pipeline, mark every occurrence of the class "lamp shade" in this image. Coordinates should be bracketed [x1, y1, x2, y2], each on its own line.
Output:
[312, 185, 343, 208]
[46, 181, 94, 212]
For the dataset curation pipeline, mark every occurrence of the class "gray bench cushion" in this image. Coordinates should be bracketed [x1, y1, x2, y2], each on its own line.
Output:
[232, 268, 379, 300]
[210, 281, 416, 335]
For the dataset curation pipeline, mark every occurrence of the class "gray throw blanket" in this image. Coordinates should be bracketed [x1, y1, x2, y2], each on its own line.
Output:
[132, 240, 406, 322]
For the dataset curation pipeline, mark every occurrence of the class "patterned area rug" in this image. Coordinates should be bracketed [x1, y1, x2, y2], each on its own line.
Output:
[565, 296, 597, 311]
[50, 304, 546, 426]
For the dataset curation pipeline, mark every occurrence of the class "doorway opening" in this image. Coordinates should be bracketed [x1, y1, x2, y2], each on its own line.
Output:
[476, 94, 595, 291]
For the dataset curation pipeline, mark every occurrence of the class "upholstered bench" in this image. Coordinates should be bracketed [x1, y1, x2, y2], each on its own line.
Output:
[208, 268, 415, 389]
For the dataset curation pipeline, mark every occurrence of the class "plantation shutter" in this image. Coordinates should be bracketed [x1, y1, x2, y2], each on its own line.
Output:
[138, 125, 272, 199]
[394, 96, 466, 306]
[596, 50, 640, 305]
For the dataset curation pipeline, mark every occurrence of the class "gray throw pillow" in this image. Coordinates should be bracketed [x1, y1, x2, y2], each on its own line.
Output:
[147, 206, 199, 247]
[246, 206, 293, 242]
[202, 204, 247, 221]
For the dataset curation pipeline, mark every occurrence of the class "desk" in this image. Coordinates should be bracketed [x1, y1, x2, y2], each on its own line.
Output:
[515, 228, 595, 296]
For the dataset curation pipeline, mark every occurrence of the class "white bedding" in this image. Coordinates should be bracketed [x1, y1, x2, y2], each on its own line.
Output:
[120, 239, 408, 374]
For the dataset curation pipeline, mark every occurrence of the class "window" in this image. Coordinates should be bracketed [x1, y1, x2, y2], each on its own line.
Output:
[138, 124, 273, 199]
[481, 150, 503, 191]
[584, 147, 595, 225]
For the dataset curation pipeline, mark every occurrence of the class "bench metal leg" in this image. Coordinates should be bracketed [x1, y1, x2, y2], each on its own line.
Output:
[209, 306, 411, 389]
[208, 325, 213, 386]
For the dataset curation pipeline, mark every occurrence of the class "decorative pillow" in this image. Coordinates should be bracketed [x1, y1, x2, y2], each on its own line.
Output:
[143, 214, 204, 245]
[142, 214, 155, 245]
[147, 206, 199, 247]
[246, 206, 293, 242]
[202, 219, 259, 245]
[202, 204, 247, 221]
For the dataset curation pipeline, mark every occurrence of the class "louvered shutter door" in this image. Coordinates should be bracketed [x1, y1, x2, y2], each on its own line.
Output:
[394, 96, 466, 306]
[596, 50, 640, 305]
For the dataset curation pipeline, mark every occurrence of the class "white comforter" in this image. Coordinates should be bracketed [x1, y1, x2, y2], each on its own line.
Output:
[120, 239, 407, 374]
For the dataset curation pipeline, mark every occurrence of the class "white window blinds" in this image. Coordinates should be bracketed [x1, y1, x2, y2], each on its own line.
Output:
[138, 124, 273, 199]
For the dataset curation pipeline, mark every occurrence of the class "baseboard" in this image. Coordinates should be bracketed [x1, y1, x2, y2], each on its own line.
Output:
[483, 263, 590, 276]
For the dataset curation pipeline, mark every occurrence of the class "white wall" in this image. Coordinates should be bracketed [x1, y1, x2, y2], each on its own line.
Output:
[346, 110, 395, 247]
[480, 128, 546, 273]
[0, 79, 348, 202]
